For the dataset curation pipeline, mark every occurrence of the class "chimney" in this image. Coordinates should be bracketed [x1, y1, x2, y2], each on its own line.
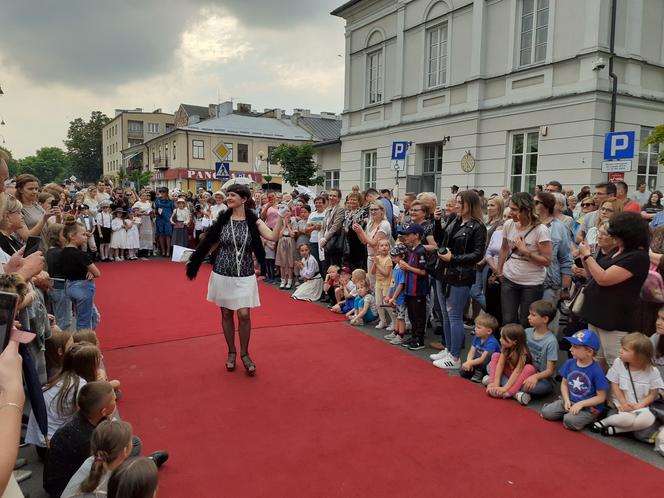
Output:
[218, 101, 233, 117]
[237, 103, 252, 114]
[208, 104, 217, 118]
[293, 108, 311, 117]
[320, 112, 338, 120]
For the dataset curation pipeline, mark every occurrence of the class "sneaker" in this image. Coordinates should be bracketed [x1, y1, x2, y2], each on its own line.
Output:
[399, 335, 413, 347]
[481, 375, 490, 386]
[13, 469, 32, 483]
[385, 324, 395, 332]
[433, 356, 461, 369]
[383, 331, 398, 341]
[429, 349, 450, 361]
[375, 321, 387, 329]
[390, 335, 406, 345]
[407, 340, 425, 351]
[515, 392, 531, 406]
[470, 370, 484, 383]
[285, 283, 292, 290]
[279, 281, 286, 289]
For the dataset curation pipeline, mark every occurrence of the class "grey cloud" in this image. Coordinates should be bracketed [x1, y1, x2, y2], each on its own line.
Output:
[207, 0, 343, 27]
[0, 0, 199, 87]
[0, 0, 343, 89]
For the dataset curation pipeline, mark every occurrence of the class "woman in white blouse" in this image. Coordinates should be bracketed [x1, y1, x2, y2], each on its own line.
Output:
[353, 201, 391, 288]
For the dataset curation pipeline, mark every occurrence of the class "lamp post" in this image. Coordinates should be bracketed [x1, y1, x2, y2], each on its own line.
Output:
[257, 150, 272, 186]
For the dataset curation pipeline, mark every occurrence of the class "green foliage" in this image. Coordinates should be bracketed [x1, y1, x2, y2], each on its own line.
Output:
[0, 146, 19, 177]
[116, 165, 152, 191]
[644, 125, 664, 165]
[13, 147, 72, 184]
[269, 143, 323, 187]
[64, 111, 111, 182]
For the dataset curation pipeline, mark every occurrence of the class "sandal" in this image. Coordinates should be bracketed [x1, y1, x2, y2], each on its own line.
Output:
[241, 354, 256, 376]
[591, 421, 605, 433]
[601, 425, 617, 436]
[225, 352, 237, 372]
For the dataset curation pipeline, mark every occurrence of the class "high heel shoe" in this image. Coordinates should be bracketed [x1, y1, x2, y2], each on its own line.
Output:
[225, 352, 237, 372]
[241, 354, 256, 376]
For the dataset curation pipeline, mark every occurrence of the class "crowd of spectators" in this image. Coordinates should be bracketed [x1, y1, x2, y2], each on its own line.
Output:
[2, 142, 664, 497]
[0, 152, 166, 498]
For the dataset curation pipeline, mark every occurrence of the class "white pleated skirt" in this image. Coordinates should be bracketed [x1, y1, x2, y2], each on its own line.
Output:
[207, 272, 260, 310]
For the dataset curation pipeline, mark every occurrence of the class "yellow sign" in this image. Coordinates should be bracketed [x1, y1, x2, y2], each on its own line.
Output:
[214, 142, 230, 160]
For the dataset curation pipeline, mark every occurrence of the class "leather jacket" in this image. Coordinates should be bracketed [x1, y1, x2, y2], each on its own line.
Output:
[433, 216, 487, 286]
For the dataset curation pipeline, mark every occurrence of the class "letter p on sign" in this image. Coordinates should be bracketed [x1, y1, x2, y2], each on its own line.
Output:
[604, 131, 635, 160]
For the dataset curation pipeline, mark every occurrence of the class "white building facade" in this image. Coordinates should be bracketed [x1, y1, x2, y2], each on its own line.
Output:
[331, 0, 664, 199]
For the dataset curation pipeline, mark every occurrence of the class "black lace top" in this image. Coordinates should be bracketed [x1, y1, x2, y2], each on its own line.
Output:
[213, 219, 254, 277]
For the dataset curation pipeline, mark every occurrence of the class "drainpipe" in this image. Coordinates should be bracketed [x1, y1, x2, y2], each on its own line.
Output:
[609, 0, 617, 132]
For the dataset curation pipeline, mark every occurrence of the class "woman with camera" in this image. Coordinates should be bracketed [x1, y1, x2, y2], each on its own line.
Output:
[431, 190, 487, 370]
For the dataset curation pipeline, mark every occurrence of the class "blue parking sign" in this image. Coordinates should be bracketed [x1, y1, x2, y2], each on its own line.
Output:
[391, 141, 408, 161]
[604, 131, 635, 160]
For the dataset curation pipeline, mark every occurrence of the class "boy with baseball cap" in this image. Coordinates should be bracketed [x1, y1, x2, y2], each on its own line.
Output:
[398, 224, 429, 350]
[540, 329, 608, 430]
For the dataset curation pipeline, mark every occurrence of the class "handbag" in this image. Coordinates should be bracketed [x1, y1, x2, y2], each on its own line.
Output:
[560, 284, 585, 317]
[327, 228, 346, 256]
[640, 263, 664, 303]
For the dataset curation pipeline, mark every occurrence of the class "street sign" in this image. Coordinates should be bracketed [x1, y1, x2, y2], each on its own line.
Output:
[391, 141, 408, 161]
[608, 172, 625, 183]
[601, 160, 632, 173]
[214, 142, 230, 161]
[215, 162, 230, 179]
[604, 131, 635, 160]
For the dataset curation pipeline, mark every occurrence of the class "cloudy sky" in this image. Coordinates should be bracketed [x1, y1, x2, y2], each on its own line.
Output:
[0, 0, 346, 158]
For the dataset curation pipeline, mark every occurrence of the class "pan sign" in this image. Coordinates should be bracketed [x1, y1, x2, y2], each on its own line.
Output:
[604, 131, 635, 160]
[391, 141, 408, 161]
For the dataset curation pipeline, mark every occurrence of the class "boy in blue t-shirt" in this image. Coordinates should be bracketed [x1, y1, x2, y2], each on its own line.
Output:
[459, 313, 500, 383]
[541, 329, 608, 431]
[384, 245, 408, 345]
[517, 300, 559, 405]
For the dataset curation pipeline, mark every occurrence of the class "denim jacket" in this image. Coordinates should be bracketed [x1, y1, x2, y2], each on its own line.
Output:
[543, 218, 574, 290]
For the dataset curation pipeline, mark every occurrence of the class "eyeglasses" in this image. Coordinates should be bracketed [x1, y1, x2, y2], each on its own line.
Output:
[581, 203, 594, 207]
[369, 208, 381, 212]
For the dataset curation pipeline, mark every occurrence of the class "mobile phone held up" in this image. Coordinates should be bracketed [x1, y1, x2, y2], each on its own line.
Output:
[0, 291, 19, 352]
[24, 236, 42, 257]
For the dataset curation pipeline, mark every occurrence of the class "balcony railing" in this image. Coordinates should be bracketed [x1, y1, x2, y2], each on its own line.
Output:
[127, 129, 144, 139]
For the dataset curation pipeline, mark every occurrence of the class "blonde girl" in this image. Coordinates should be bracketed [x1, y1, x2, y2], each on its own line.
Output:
[371, 239, 393, 329]
[592, 333, 664, 436]
[485, 324, 536, 401]
[61, 420, 134, 497]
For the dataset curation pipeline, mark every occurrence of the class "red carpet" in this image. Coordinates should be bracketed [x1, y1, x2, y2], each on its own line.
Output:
[99, 262, 662, 498]
[95, 260, 344, 349]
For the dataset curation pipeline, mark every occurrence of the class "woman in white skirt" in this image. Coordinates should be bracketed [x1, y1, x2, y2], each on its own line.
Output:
[292, 243, 323, 301]
[186, 184, 283, 376]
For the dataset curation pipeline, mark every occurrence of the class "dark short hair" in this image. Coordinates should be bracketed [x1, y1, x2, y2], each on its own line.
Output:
[614, 180, 628, 194]
[364, 188, 379, 197]
[607, 212, 650, 252]
[546, 180, 563, 192]
[595, 181, 617, 196]
[300, 204, 311, 213]
[529, 300, 557, 323]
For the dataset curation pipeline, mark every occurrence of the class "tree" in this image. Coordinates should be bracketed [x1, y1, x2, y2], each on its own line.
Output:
[644, 125, 664, 164]
[0, 146, 20, 177]
[64, 111, 111, 182]
[269, 143, 324, 187]
[14, 147, 72, 184]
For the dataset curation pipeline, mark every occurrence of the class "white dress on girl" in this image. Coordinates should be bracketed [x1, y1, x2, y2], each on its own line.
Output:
[125, 218, 140, 250]
[110, 218, 127, 249]
[292, 255, 323, 301]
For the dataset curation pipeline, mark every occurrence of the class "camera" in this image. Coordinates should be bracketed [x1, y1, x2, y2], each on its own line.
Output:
[591, 57, 606, 71]
[437, 247, 448, 255]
